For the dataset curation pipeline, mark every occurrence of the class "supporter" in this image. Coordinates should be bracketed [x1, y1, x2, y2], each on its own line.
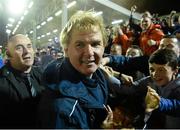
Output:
[126, 45, 143, 57]
[125, 45, 145, 81]
[112, 24, 138, 55]
[102, 35, 180, 76]
[168, 11, 180, 39]
[38, 10, 119, 129]
[40, 47, 56, 70]
[104, 26, 114, 54]
[110, 44, 122, 55]
[102, 49, 180, 129]
[159, 35, 180, 57]
[139, 11, 164, 56]
[160, 18, 174, 35]
[0, 34, 45, 128]
[34, 49, 42, 66]
[144, 49, 180, 128]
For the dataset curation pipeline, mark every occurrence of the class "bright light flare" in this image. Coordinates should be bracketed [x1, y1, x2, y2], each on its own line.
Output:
[7, 0, 28, 15]
[111, 19, 123, 25]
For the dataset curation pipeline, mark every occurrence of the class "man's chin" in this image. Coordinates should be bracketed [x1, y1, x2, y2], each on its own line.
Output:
[82, 68, 97, 77]
[23, 60, 34, 65]
[22, 63, 33, 69]
[155, 82, 165, 87]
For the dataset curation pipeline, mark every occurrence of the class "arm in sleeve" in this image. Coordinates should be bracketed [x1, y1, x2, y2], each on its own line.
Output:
[159, 98, 180, 117]
[108, 55, 149, 76]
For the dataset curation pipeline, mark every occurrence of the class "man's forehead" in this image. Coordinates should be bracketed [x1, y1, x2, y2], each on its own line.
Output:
[141, 17, 150, 22]
[160, 38, 177, 46]
[8, 35, 31, 46]
[163, 37, 177, 42]
[15, 36, 30, 42]
[10, 34, 30, 41]
[149, 63, 170, 68]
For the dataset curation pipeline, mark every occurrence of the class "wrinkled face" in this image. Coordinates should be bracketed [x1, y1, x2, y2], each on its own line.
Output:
[65, 26, 104, 77]
[110, 45, 122, 55]
[159, 38, 180, 57]
[8, 35, 34, 72]
[126, 48, 141, 57]
[149, 63, 177, 87]
[140, 17, 152, 30]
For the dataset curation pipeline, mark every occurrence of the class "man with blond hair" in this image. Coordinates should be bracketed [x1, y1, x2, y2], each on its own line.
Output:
[38, 10, 113, 129]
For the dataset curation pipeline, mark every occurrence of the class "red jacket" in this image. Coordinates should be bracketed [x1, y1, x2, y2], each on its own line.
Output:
[113, 31, 133, 55]
[139, 24, 164, 56]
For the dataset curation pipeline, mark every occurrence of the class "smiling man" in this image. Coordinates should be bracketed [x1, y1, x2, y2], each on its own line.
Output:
[64, 26, 105, 77]
[38, 11, 111, 129]
[0, 34, 44, 128]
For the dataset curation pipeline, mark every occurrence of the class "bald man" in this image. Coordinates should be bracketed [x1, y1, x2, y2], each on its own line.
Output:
[0, 34, 44, 128]
[159, 35, 180, 57]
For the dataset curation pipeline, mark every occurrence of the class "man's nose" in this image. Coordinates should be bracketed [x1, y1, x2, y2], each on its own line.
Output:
[152, 71, 159, 77]
[85, 44, 94, 55]
[23, 47, 29, 54]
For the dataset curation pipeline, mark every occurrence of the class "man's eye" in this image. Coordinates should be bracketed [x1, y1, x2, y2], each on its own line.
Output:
[27, 44, 32, 48]
[76, 42, 85, 48]
[92, 41, 101, 47]
[15, 46, 23, 51]
[149, 68, 154, 72]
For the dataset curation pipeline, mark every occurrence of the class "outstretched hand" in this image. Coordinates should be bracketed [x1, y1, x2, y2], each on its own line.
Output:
[145, 86, 160, 112]
[101, 57, 110, 66]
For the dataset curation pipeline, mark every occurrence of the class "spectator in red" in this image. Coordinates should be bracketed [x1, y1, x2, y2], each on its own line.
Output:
[112, 24, 135, 55]
[139, 11, 164, 56]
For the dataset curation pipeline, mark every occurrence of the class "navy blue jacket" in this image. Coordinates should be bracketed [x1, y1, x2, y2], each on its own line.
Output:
[38, 58, 109, 129]
[144, 77, 180, 128]
[109, 75, 180, 128]
[108, 55, 149, 76]
[125, 76, 180, 128]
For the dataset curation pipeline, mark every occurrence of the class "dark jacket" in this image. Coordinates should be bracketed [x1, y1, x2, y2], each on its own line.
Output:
[109, 76, 180, 129]
[108, 55, 149, 76]
[0, 63, 45, 128]
[122, 76, 180, 129]
[145, 77, 180, 128]
[38, 58, 109, 129]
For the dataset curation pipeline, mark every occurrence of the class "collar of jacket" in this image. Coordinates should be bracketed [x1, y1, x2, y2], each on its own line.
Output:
[0, 62, 44, 96]
[48, 58, 109, 108]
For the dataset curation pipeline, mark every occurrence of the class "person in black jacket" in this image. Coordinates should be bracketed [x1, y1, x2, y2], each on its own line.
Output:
[0, 34, 45, 128]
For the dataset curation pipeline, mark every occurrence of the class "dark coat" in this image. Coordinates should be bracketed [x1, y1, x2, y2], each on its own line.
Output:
[0, 63, 45, 128]
[146, 77, 180, 128]
[108, 55, 150, 76]
[109, 76, 180, 129]
[38, 58, 109, 129]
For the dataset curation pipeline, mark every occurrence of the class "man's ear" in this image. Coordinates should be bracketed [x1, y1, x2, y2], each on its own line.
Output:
[173, 67, 179, 76]
[6, 49, 12, 58]
[64, 48, 68, 57]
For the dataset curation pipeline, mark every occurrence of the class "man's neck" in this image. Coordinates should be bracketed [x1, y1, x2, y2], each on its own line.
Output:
[11, 65, 32, 74]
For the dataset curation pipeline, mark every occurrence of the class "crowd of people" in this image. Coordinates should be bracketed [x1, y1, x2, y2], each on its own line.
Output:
[0, 9, 180, 129]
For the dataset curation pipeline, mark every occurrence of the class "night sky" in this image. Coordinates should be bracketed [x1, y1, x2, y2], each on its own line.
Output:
[139, 0, 180, 16]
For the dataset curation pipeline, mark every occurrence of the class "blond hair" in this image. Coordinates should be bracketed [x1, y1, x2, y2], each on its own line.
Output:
[142, 11, 152, 19]
[60, 10, 107, 49]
